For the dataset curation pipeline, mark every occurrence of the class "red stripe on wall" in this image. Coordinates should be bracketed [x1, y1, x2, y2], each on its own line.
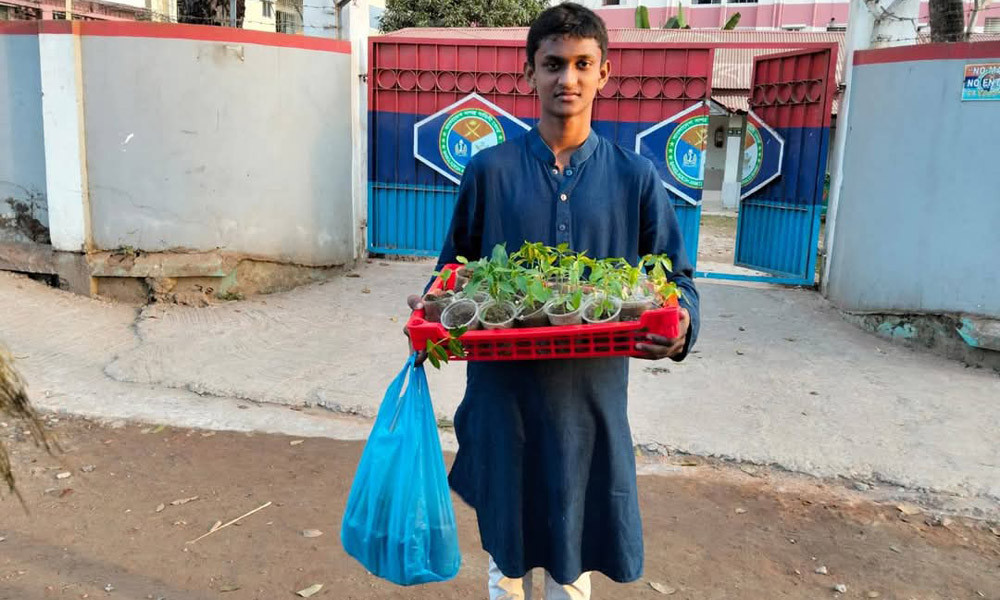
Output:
[0, 21, 72, 35]
[0, 20, 350, 54]
[855, 42, 1000, 66]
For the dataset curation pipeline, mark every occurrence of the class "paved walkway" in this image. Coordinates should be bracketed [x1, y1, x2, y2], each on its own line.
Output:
[1, 262, 998, 510]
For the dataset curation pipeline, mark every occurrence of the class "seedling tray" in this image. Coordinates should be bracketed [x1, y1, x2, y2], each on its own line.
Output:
[406, 265, 681, 361]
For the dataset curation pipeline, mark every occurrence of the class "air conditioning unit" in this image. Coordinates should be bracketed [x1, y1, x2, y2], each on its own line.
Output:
[782, 24, 807, 31]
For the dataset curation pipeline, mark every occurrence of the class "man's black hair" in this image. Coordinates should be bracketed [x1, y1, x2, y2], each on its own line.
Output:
[526, 2, 609, 66]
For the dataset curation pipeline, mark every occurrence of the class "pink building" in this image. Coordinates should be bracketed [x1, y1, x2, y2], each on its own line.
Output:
[0, 0, 154, 21]
[586, 0, 1000, 33]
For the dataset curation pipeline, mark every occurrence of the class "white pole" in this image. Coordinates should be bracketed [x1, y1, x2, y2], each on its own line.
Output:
[821, 0, 918, 294]
[349, 0, 369, 260]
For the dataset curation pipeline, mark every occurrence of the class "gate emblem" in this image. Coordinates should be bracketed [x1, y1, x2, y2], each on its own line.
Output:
[740, 123, 764, 186]
[440, 109, 506, 176]
[415, 93, 530, 185]
[665, 115, 707, 189]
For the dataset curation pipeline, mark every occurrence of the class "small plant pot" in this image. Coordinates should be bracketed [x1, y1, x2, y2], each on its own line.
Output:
[619, 296, 654, 322]
[515, 301, 549, 328]
[421, 291, 454, 323]
[583, 295, 623, 324]
[441, 298, 480, 331]
[453, 267, 472, 292]
[456, 290, 490, 306]
[545, 299, 583, 326]
[479, 300, 517, 330]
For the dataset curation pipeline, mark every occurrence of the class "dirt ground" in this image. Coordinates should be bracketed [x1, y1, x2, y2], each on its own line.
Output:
[698, 214, 739, 266]
[1, 418, 998, 600]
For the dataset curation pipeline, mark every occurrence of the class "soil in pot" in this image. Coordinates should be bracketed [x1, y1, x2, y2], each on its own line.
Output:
[545, 299, 583, 326]
[479, 301, 517, 330]
[421, 291, 454, 323]
[583, 295, 622, 324]
[619, 296, 654, 322]
[441, 298, 480, 331]
[516, 300, 549, 328]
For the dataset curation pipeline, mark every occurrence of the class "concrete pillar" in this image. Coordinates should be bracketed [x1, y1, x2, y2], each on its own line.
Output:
[37, 26, 91, 253]
[821, 0, 919, 292]
[720, 114, 744, 211]
[349, 0, 369, 259]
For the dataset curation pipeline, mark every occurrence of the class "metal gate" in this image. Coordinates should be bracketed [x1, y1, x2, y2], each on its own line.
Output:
[367, 33, 712, 263]
[729, 47, 837, 285]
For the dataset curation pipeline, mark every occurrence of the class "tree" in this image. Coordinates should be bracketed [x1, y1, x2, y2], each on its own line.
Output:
[178, 0, 245, 27]
[379, 0, 547, 32]
[662, 5, 688, 29]
[929, 0, 967, 42]
[635, 5, 650, 29]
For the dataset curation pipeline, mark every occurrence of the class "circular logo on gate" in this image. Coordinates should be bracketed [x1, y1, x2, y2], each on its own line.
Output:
[665, 115, 707, 189]
[741, 123, 764, 186]
[439, 109, 506, 175]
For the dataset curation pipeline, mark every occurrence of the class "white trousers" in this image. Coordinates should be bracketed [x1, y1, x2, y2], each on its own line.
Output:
[488, 556, 592, 600]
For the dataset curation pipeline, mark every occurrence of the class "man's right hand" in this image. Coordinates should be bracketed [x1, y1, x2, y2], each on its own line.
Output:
[405, 294, 428, 366]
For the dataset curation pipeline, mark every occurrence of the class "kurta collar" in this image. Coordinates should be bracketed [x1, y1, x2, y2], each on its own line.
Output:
[527, 127, 600, 169]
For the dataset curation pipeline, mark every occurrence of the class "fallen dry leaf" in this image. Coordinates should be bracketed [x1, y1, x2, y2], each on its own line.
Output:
[648, 581, 677, 595]
[210, 520, 223, 532]
[290, 440, 304, 446]
[735, 508, 747, 515]
[170, 496, 199, 506]
[301, 529, 323, 538]
[219, 584, 240, 592]
[155, 503, 165, 513]
[297, 583, 323, 598]
[989, 527, 1000, 537]
[896, 503, 921, 516]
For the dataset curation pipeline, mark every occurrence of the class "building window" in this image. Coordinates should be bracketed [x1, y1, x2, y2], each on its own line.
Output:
[275, 0, 302, 33]
[693, 0, 722, 5]
[0, 4, 41, 19]
[602, 0, 621, 5]
[986, 17, 1000, 33]
[728, 0, 757, 4]
[262, 0, 274, 18]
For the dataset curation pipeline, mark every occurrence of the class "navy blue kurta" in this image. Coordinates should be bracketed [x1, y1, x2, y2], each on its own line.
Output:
[433, 128, 700, 585]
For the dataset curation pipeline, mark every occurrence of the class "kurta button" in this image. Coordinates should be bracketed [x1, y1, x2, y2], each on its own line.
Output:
[559, 193, 568, 202]
[558, 224, 567, 232]
[551, 168, 559, 175]
[565, 169, 573, 176]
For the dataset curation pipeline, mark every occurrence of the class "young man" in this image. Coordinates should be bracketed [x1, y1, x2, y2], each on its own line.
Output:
[408, 4, 699, 598]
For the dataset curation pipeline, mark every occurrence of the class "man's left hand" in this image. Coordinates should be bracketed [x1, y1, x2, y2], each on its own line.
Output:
[635, 308, 690, 360]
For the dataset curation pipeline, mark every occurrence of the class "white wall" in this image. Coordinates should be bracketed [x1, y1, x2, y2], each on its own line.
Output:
[826, 48, 1000, 317]
[79, 31, 355, 265]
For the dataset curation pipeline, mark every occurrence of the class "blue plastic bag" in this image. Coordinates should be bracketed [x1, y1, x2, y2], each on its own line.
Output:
[340, 354, 461, 585]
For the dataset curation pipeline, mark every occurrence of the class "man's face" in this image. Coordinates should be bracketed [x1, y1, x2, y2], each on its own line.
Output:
[525, 35, 611, 120]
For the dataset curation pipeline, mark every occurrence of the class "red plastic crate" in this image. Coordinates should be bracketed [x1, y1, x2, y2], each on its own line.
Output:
[406, 265, 681, 361]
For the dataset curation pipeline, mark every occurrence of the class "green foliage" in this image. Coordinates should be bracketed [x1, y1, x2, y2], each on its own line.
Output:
[635, 5, 650, 29]
[424, 326, 467, 369]
[379, 0, 547, 32]
[663, 5, 688, 29]
[423, 243, 683, 367]
[723, 12, 741, 30]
